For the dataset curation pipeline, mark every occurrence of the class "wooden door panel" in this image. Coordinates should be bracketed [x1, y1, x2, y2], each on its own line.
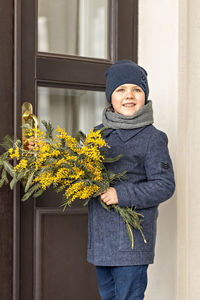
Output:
[35, 208, 100, 300]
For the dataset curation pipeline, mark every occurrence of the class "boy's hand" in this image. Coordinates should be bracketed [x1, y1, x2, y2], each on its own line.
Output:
[23, 137, 38, 150]
[100, 187, 118, 205]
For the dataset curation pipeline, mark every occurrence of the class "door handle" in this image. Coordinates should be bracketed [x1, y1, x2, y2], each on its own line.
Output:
[22, 102, 39, 146]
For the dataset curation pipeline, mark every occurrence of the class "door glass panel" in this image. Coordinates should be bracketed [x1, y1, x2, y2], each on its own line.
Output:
[37, 87, 107, 136]
[38, 0, 109, 59]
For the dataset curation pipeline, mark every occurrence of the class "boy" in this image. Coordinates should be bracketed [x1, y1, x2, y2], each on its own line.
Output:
[87, 60, 175, 300]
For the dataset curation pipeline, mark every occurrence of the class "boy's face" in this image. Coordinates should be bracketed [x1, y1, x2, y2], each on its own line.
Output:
[111, 83, 145, 116]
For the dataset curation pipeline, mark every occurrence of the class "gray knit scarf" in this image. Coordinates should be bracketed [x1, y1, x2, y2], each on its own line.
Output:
[102, 100, 154, 129]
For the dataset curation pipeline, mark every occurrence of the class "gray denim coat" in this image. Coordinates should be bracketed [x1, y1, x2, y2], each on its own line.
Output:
[87, 124, 175, 266]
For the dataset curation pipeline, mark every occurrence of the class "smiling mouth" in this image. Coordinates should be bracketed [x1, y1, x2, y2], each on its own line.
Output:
[122, 103, 136, 107]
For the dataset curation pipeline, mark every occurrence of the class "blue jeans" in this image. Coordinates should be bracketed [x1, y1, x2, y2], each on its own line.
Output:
[96, 265, 148, 300]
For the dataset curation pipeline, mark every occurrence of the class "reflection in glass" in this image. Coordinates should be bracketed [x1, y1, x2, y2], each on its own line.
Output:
[37, 87, 107, 136]
[38, 0, 108, 59]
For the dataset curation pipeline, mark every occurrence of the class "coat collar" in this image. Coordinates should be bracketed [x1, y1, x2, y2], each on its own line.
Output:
[102, 126, 148, 142]
[116, 127, 147, 141]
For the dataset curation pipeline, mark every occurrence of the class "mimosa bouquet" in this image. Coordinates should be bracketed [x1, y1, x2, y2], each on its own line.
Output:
[0, 121, 146, 247]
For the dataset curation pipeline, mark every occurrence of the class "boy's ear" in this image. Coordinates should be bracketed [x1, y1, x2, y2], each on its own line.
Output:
[110, 105, 114, 112]
[107, 103, 114, 112]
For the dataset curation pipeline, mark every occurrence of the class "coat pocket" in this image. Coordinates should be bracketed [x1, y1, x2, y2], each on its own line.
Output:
[119, 208, 157, 252]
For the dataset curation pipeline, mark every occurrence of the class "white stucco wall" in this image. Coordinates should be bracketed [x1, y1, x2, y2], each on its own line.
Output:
[138, 1, 178, 299]
[177, 0, 200, 299]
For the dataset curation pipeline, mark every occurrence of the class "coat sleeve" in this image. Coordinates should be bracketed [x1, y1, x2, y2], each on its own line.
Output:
[115, 131, 175, 209]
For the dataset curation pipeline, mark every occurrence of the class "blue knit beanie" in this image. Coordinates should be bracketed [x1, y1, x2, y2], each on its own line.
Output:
[105, 60, 149, 103]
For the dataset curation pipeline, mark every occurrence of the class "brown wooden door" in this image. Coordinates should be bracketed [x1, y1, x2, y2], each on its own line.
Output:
[6, 1, 138, 300]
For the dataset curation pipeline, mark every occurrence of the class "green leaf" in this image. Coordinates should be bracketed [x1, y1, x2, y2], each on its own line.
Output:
[92, 179, 109, 190]
[0, 168, 9, 187]
[43, 157, 55, 165]
[83, 198, 91, 206]
[22, 123, 32, 130]
[126, 223, 134, 248]
[75, 153, 85, 165]
[10, 176, 18, 190]
[33, 188, 45, 198]
[0, 178, 5, 188]
[99, 126, 107, 134]
[9, 170, 26, 189]
[3, 161, 15, 177]
[24, 171, 35, 192]
[108, 170, 127, 183]
[0, 152, 10, 165]
[99, 199, 110, 211]
[75, 131, 86, 144]
[15, 139, 22, 147]
[16, 171, 27, 181]
[59, 162, 74, 169]
[21, 183, 41, 201]
[37, 166, 52, 175]
[1, 168, 9, 183]
[103, 154, 123, 163]
[41, 120, 54, 139]
[0, 135, 14, 150]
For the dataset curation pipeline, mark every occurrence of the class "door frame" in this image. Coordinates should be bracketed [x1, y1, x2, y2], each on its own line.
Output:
[0, 1, 15, 300]
[12, 0, 22, 299]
